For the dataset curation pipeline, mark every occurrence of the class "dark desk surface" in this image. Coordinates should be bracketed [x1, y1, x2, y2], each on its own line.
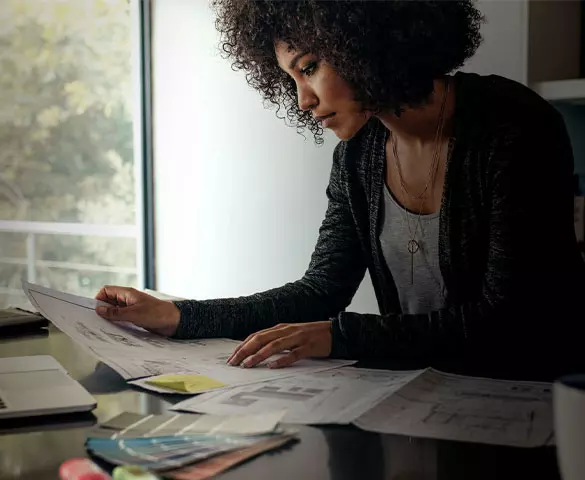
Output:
[0, 328, 561, 480]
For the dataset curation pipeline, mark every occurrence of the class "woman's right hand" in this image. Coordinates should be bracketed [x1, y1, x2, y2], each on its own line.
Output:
[95, 286, 181, 337]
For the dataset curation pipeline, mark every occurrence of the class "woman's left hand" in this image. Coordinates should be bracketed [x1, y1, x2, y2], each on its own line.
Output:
[227, 321, 332, 368]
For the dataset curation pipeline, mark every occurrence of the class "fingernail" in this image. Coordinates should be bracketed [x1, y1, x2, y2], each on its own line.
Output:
[241, 360, 252, 368]
[96, 306, 106, 315]
[268, 362, 276, 369]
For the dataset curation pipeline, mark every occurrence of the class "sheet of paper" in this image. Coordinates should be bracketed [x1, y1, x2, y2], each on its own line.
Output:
[145, 374, 226, 393]
[172, 368, 423, 424]
[129, 353, 355, 394]
[353, 368, 553, 447]
[23, 282, 353, 384]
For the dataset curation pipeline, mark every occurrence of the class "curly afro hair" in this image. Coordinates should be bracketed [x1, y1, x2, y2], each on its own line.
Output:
[212, 0, 483, 144]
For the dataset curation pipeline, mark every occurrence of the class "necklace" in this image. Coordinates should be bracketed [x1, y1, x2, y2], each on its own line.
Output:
[390, 77, 450, 284]
[393, 79, 450, 201]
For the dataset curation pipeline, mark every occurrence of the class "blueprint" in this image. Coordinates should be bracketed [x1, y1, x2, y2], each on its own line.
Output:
[172, 368, 423, 424]
[174, 367, 553, 447]
[353, 368, 553, 447]
[22, 282, 353, 385]
[23, 281, 554, 447]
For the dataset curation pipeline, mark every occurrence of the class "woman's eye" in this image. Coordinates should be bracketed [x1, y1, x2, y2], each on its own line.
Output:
[300, 62, 318, 77]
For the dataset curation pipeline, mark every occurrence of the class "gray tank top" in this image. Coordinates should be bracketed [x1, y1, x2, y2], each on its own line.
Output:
[380, 185, 446, 314]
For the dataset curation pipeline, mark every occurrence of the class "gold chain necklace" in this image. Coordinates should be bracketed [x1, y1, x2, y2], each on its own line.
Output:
[393, 79, 450, 202]
[391, 77, 450, 284]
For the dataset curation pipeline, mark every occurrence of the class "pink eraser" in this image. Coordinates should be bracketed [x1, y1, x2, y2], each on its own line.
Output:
[59, 458, 111, 480]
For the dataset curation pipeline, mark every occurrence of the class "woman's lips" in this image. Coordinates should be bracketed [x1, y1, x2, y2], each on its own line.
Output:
[317, 113, 336, 127]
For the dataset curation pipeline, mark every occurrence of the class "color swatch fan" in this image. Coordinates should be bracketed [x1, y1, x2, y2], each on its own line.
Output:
[85, 412, 297, 474]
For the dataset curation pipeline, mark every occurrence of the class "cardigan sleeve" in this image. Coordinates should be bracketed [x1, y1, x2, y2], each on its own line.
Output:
[331, 108, 583, 367]
[172, 142, 367, 340]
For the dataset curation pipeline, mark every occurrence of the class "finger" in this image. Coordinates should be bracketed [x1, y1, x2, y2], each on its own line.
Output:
[268, 347, 308, 368]
[241, 334, 303, 368]
[228, 328, 292, 366]
[96, 304, 145, 325]
[227, 325, 291, 365]
[95, 285, 134, 305]
[95, 285, 120, 303]
[227, 333, 256, 364]
[227, 324, 290, 365]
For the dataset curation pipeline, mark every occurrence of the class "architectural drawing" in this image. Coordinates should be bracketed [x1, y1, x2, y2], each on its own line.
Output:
[23, 281, 353, 386]
[420, 403, 535, 433]
[75, 322, 107, 343]
[221, 385, 328, 407]
[353, 369, 553, 447]
[139, 359, 174, 377]
[315, 368, 421, 385]
[133, 334, 173, 349]
[99, 328, 142, 348]
[172, 368, 422, 424]
[26, 277, 549, 448]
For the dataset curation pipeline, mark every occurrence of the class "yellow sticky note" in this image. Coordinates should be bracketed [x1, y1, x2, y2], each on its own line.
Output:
[145, 374, 226, 393]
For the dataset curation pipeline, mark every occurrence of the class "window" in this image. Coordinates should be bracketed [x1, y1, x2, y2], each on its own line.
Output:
[0, 0, 149, 308]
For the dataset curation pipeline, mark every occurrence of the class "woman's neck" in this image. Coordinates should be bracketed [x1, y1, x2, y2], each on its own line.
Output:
[376, 77, 455, 149]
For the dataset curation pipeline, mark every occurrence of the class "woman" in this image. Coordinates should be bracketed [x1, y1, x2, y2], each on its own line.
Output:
[96, 0, 585, 378]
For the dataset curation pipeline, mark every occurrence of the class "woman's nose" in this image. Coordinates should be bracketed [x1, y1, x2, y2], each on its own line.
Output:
[297, 85, 318, 112]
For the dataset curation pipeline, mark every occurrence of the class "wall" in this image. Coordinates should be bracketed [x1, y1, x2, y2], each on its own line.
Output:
[462, 0, 528, 83]
[152, 0, 378, 312]
[151, 0, 530, 313]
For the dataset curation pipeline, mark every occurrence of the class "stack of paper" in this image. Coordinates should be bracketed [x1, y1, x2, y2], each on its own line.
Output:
[22, 282, 555, 448]
[172, 368, 554, 447]
[22, 282, 353, 390]
[171, 367, 423, 425]
[86, 412, 296, 474]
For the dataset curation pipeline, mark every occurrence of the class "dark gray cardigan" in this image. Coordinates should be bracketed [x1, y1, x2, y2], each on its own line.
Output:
[173, 72, 585, 375]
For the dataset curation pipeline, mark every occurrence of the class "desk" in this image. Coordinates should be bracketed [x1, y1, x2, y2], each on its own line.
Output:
[0, 328, 561, 480]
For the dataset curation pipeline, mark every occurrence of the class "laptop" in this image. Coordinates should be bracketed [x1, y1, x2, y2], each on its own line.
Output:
[0, 355, 96, 419]
[0, 308, 48, 329]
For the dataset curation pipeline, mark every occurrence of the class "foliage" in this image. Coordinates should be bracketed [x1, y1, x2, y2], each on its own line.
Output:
[0, 0, 138, 307]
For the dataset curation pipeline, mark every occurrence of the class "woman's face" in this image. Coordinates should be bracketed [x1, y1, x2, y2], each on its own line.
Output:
[275, 41, 372, 141]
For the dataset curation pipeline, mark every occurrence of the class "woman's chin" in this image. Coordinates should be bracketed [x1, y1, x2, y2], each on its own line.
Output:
[330, 124, 363, 141]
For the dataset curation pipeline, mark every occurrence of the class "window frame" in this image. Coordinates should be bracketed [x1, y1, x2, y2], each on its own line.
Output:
[136, 0, 156, 289]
